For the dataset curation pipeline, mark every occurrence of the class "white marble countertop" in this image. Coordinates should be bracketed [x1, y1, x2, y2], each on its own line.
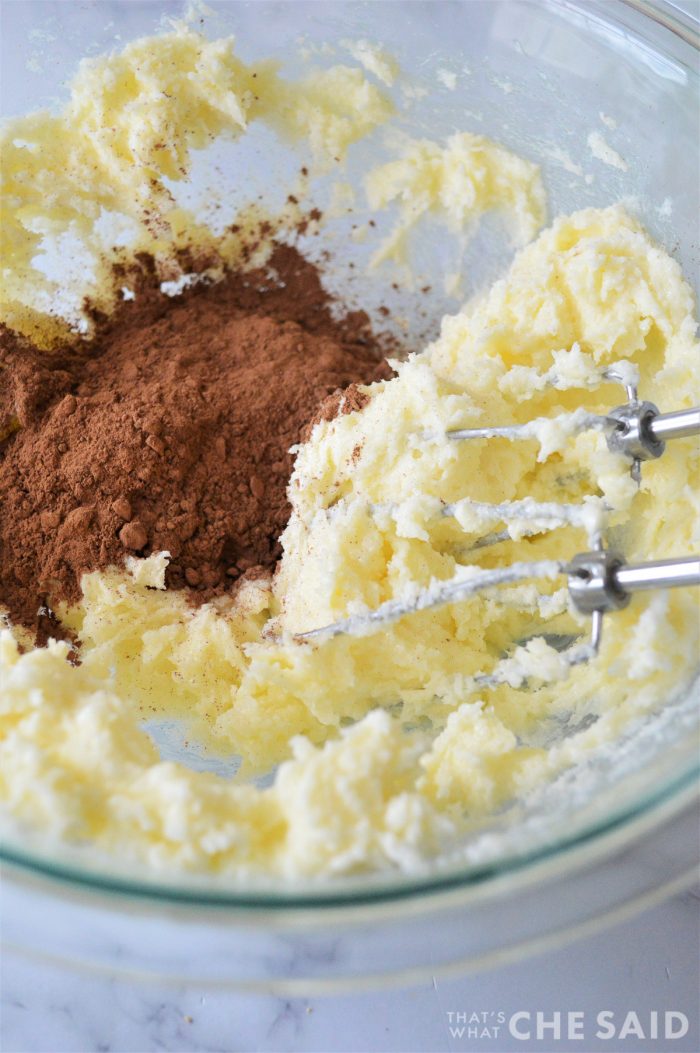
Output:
[2, 882, 698, 1053]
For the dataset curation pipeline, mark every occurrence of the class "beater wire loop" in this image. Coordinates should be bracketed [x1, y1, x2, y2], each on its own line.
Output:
[295, 560, 564, 642]
[291, 375, 699, 693]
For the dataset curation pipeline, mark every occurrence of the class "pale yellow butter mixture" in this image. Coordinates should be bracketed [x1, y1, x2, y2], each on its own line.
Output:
[1, 25, 698, 878]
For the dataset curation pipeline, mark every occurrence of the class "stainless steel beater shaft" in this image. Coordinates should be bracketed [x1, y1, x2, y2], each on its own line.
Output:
[646, 406, 700, 441]
[567, 552, 700, 615]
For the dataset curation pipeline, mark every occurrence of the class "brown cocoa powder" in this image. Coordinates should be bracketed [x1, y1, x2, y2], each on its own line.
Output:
[0, 245, 394, 637]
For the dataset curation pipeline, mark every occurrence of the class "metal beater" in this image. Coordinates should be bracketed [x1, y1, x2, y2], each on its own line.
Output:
[297, 374, 700, 675]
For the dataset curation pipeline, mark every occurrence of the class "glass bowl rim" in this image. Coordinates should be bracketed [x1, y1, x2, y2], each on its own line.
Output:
[1, 748, 698, 912]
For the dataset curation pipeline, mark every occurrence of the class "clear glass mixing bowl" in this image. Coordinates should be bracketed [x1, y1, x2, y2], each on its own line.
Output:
[1, 0, 698, 987]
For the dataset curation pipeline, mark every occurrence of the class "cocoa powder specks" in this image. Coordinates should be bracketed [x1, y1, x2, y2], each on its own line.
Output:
[0, 245, 394, 636]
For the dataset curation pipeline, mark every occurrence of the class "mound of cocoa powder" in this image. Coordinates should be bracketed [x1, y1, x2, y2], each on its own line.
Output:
[0, 244, 394, 637]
